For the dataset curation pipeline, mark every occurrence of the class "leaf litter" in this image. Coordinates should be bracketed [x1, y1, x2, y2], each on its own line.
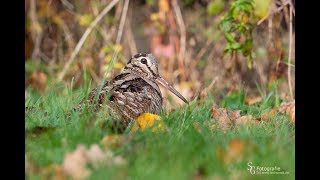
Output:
[210, 101, 295, 130]
[62, 144, 125, 179]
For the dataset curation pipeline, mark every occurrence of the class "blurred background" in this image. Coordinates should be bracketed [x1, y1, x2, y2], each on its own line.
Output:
[25, 0, 295, 107]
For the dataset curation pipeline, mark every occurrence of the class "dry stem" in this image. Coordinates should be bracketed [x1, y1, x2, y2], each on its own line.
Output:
[58, 0, 120, 81]
[116, 0, 130, 44]
[125, 18, 138, 55]
[288, 4, 294, 100]
[171, 0, 187, 81]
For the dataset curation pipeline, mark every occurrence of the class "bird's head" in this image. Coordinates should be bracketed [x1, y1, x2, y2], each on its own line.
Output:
[123, 53, 188, 104]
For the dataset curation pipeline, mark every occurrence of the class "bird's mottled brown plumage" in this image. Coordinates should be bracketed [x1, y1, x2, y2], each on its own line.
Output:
[80, 53, 188, 130]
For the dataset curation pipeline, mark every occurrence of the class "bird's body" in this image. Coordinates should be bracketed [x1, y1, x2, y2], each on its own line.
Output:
[82, 53, 188, 130]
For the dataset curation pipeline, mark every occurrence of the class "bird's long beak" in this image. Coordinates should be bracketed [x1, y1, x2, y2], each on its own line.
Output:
[156, 76, 188, 104]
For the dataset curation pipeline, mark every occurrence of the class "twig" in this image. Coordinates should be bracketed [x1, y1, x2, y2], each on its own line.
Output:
[288, 5, 294, 100]
[125, 18, 138, 55]
[93, 0, 130, 103]
[257, 1, 289, 25]
[58, 0, 120, 81]
[96, 26, 111, 44]
[268, 17, 273, 44]
[281, 0, 290, 30]
[171, 0, 186, 60]
[60, 21, 75, 49]
[29, 0, 42, 60]
[288, 0, 295, 15]
[116, 0, 130, 44]
[60, 0, 74, 10]
[171, 0, 187, 80]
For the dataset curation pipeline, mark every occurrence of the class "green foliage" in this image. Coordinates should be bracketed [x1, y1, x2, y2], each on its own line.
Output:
[219, 0, 254, 68]
[207, 0, 224, 16]
[253, 0, 271, 18]
[182, 0, 194, 7]
[221, 91, 245, 109]
[146, 0, 156, 6]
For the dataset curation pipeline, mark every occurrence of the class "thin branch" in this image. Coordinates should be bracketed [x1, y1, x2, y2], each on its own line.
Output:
[288, 0, 295, 15]
[257, 1, 290, 25]
[288, 5, 294, 100]
[171, 0, 187, 81]
[125, 18, 138, 55]
[60, 0, 74, 10]
[171, 0, 186, 60]
[268, 16, 273, 44]
[116, 0, 130, 44]
[93, 0, 130, 103]
[29, 0, 42, 60]
[281, 0, 290, 29]
[58, 0, 120, 81]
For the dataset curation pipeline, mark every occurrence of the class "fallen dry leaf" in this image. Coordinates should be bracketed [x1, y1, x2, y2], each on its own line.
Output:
[245, 96, 262, 105]
[53, 165, 67, 180]
[234, 115, 258, 125]
[258, 108, 277, 121]
[86, 144, 109, 167]
[62, 144, 126, 179]
[256, 101, 295, 123]
[100, 134, 125, 148]
[211, 105, 258, 130]
[62, 145, 90, 179]
[216, 138, 247, 164]
[27, 70, 47, 92]
[224, 138, 246, 164]
[36, 164, 67, 180]
[278, 101, 295, 123]
[211, 105, 234, 130]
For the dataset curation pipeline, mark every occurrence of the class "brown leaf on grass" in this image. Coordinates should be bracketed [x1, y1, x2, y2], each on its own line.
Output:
[245, 96, 262, 105]
[86, 144, 109, 167]
[216, 138, 247, 164]
[211, 105, 237, 129]
[53, 165, 67, 180]
[34, 164, 68, 180]
[62, 144, 126, 179]
[27, 70, 47, 92]
[234, 115, 259, 125]
[62, 145, 90, 179]
[224, 138, 246, 164]
[100, 134, 125, 148]
[258, 108, 277, 121]
[278, 101, 295, 123]
[211, 105, 258, 130]
[256, 101, 295, 123]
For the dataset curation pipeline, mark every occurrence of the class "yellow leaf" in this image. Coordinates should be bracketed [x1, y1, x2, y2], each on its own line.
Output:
[151, 13, 159, 21]
[254, 0, 271, 18]
[114, 62, 124, 69]
[159, 0, 169, 13]
[113, 44, 123, 52]
[130, 113, 167, 133]
[79, 14, 93, 26]
[105, 54, 113, 63]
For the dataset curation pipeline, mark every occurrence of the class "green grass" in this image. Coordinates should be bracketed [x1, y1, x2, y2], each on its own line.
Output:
[25, 84, 295, 180]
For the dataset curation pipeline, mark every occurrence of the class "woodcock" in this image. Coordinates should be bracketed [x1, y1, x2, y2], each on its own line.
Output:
[83, 53, 188, 130]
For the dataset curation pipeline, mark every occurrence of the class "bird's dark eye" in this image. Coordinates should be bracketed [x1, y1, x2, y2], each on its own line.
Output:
[141, 58, 147, 64]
